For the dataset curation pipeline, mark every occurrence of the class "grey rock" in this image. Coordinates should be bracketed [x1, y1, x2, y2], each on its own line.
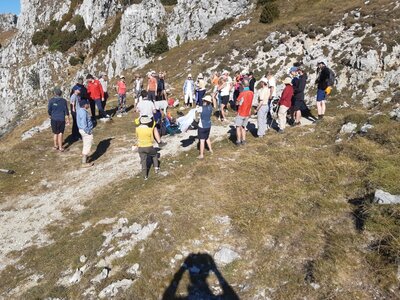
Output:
[214, 247, 240, 265]
[79, 255, 87, 264]
[389, 107, 400, 121]
[98, 279, 134, 299]
[374, 189, 400, 205]
[340, 122, 357, 134]
[360, 123, 374, 133]
[91, 267, 110, 284]
[127, 263, 140, 276]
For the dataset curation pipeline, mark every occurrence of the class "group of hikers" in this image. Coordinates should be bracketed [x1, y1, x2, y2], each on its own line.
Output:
[47, 60, 334, 178]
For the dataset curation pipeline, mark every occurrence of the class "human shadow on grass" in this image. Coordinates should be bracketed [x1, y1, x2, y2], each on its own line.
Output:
[348, 194, 374, 232]
[89, 138, 113, 162]
[64, 134, 80, 149]
[180, 135, 197, 148]
[162, 253, 240, 300]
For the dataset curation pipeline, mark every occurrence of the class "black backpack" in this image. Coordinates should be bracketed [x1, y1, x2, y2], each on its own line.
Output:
[327, 68, 336, 86]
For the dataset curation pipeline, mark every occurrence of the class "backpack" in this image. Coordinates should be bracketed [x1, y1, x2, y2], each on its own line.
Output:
[327, 68, 336, 86]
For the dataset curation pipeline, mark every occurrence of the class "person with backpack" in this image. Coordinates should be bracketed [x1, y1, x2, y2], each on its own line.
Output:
[197, 95, 215, 159]
[315, 61, 334, 120]
[48, 87, 70, 152]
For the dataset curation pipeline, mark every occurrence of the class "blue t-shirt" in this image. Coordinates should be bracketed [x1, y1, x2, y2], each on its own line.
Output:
[200, 105, 213, 129]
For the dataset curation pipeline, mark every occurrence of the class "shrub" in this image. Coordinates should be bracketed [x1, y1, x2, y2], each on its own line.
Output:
[27, 70, 40, 90]
[207, 18, 234, 36]
[259, 3, 280, 24]
[160, 0, 177, 5]
[31, 31, 47, 45]
[144, 34, 169, 56]
[257, 0, 276, 7]
[69, 53, 85, 66]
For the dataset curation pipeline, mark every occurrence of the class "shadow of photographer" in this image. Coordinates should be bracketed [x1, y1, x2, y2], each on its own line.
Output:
[162, 252, 240, 300]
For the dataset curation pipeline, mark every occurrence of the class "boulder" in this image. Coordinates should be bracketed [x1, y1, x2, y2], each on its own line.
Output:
[214, 247, 240, 265]
[374, 189, 400, 204]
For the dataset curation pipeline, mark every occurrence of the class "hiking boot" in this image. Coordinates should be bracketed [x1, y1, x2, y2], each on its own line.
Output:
[278, 129, 284, 134]
[144, 176, 148, 181]
[241, 140, 247, 145]
[155, 167, 160, 174]
[236, 140, 242, 146]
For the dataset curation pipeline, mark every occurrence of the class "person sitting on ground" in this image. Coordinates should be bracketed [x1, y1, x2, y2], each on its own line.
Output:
[48, 87, 70, 152]
[197, 95, 215, 159]
[255, 78, 271, 137]
[77, 99, 94, 167]
[183, 74, 195, 108]
[277, 77, 294, 133]
[116, 75, 127, 117]
[235, 80, 254, 145]
[135, 115, 164, 180]
[195, 73, 207, 107]
[136, 90, 156, 117]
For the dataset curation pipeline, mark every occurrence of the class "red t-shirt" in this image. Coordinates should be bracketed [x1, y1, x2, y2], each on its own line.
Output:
[117, 81, 126, 94]
[148, 77, 157, 92]
[237, 89, 254, 117]
[279, 85, 294, 108]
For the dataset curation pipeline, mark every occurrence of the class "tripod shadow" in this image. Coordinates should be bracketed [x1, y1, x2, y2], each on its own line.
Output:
[180, 135, 197, 148]
[162, 253, 240, 300]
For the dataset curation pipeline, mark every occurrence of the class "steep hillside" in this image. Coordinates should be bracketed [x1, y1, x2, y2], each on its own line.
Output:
[0, 0, 399, 299]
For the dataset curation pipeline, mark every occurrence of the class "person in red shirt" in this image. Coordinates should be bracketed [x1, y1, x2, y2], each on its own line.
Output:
[115, 75, 127, 116]
[86, 74, 109, 119]
[277, 77, 294, 133]
[147, 71, 157, 102]
[235, 80, 254, 145]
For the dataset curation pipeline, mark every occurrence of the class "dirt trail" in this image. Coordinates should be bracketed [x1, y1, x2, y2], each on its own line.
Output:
[0, 124, 230, 271]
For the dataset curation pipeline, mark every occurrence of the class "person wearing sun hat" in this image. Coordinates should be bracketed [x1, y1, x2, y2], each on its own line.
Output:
[135, 115, 166, 180]
[197, 95, 215, 159]
[277, 77, 294, 133]
[183, 73, 195, 108]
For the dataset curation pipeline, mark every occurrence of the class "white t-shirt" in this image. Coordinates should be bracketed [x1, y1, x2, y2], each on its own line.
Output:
[137, 100, 155, 117]
[99, 78, 108, 93]
[268, 76, 277, 98]
[258, 86, 270, 105]
[221, 76, 232, 96]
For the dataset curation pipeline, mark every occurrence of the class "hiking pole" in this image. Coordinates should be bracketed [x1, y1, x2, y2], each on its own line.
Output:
[0, 169, 15, 174]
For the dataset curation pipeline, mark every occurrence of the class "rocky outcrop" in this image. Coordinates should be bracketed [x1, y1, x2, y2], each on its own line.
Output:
[166, 0, 251, 47]
[0, 14, 17, 32]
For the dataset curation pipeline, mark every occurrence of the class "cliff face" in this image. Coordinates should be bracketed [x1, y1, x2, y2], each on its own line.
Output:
[0, 0, 251, 136]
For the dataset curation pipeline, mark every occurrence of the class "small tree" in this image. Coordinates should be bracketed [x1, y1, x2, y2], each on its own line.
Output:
[27, 70, 40, 90]
[260, 3, 280, 24]
[144, 34, 169, 56]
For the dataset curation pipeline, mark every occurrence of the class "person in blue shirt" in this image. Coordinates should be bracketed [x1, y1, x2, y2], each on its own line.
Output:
[197, 95, 215, 159]
[77, 99, 94, 167]
[48, 87, 70, 152]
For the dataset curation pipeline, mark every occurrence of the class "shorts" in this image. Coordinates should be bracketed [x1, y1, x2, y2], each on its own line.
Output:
[235, 116, 249, 128]
[148, 91, 156, 101]
[51, 119, 65, 134]
[293, 100, 307, 111]
[198, 127, 211, 140]
[317, 89, 326, 101]
[221, 95, 229, 106]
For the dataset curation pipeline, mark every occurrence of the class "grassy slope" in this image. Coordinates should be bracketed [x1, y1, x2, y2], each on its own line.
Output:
[0, 0, 400, 298]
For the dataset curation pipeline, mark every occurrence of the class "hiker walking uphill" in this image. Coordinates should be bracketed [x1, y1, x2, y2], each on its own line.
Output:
[48, 88, 70, 152]
[77, 99, 94, 167]
[235, 80, 253, 145]
[86, 74, 110, 120]
[197, 95, 215, 159]
[315, 61, 333, 120]
[116, 75, 127, 117]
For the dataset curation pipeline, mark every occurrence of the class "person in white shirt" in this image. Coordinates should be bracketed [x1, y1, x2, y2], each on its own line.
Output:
[219, 70, 232, 122]
[134, 74, 143, 106]
[136, 90, 156, 117]
[99, 73, 109, 110]
[255, 78, 271, 137]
